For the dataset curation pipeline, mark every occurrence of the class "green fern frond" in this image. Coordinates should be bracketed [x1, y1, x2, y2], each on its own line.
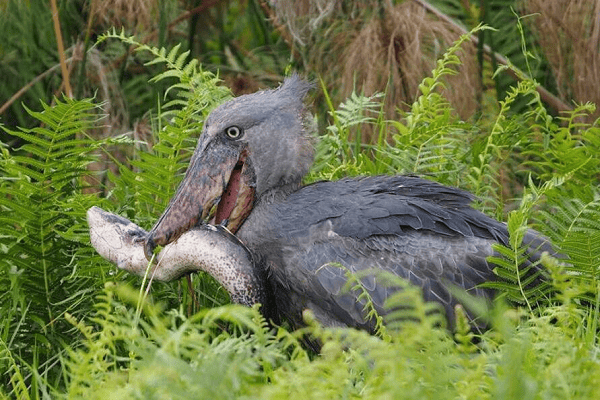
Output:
[468, 79, 540, 213]
[0, 338, 31, 400]
[341, 266, 391, 342]
[384, 281, 447, 334]
[523, 102, 600, 193]
[98, 31, 231, 227]
[0, 96, 110, 390]
[385, 25, 499, 194]
[453, 304, 478, 354]
[485, 250, 547, 308]
[481, 178, 559, 309]
[538, 195, 600, 292]
[560, 232, 600, 277]
[64, 283, 294, 399]
[308, 82, 385, 181]
[374, 271, 447, 336]
[540, 197, 600, 243]
[387, 119, 468, 182]
[326, 90, 384, 135]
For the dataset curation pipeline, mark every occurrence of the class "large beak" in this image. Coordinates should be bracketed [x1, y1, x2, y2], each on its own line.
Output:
[144, 137, 256, 259]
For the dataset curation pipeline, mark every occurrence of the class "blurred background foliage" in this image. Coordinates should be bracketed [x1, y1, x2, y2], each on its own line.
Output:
[1, 0, 598, 139]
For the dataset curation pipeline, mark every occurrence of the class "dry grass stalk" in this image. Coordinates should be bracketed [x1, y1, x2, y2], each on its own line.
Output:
[50, 0, 73, 97]
[268, 0, 339, 46]
[525, 0, 600, 121]
[268, 0, 481, 142]
[340, 1, 480, 124]
[89, 0, 158, 30]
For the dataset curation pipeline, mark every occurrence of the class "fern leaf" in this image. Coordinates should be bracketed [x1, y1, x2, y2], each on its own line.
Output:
[167, 43, 182, 64]
[0, 96, 105, 375]
[560, 232, 600, 281]
[539, 197, 600, 252]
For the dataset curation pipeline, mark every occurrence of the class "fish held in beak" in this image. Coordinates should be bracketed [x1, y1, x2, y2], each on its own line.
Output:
[144, 145, 256, 260]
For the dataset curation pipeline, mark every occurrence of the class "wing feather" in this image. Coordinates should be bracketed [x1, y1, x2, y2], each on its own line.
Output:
[247, 175, 554, 331]
[270, 228, 498, 330]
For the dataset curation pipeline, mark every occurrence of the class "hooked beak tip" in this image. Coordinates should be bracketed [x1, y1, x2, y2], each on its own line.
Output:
[144, 236, 156, 261]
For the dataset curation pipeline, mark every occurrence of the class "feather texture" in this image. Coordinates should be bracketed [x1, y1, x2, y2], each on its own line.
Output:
[238, 175, 554, 330]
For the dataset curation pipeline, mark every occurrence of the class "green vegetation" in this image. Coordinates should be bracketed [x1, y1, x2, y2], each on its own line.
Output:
[2, 7, 600, 400]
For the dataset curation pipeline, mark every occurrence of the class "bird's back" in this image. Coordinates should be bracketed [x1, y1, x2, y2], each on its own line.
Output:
[239, 175, 553, 331]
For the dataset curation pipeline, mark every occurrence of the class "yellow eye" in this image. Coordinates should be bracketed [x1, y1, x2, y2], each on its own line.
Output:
[225, 126, 243, 139]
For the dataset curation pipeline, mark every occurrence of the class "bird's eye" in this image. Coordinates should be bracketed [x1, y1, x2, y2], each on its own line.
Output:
[225, 126, 243, 140]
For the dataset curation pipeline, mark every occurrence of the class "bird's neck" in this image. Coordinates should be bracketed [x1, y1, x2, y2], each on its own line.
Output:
[257, 181, 302, 204]
[257, 183, 301, 204]
[236, 181, 301, 248]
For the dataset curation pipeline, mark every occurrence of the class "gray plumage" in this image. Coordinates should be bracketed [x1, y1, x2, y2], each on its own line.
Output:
[144, 75, 554, 332]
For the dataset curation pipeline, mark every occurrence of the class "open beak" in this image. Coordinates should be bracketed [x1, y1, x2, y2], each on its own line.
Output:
[144, 137, 256, 259]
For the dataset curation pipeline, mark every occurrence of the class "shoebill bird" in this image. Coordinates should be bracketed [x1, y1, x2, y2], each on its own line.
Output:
[128, 75, 553, 332]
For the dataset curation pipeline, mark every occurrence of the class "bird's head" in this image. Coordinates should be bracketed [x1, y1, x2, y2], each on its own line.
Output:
[144, 75, 315, 258]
